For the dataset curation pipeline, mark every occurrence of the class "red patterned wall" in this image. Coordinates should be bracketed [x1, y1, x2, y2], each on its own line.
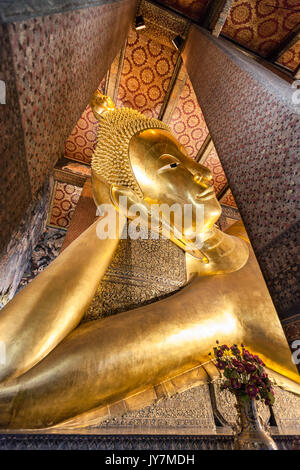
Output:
[48, 182, 82, 229]
[7, 1, 136, 197]
[169, 76, 209, 157]
[64, 78, 106, 164]
[116, 28, 179, 118]
[277, 39, 300, 71]
[204, 144, 228, 196]
[219, 188, 237, 208]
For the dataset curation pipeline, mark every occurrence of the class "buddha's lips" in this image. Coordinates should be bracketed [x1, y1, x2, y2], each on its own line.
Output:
[195, 187, 215, 200]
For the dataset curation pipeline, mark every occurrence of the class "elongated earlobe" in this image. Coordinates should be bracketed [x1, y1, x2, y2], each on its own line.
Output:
[110, 185, 150, 220]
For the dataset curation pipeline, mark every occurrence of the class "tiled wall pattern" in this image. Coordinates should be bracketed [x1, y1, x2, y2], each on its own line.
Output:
[183, 27, 300, 359]
[169, 76, 210, 157]
[203, 143, 228, 197]
[64, 104, 99, 164]
[222, 0, 300, 57]
[60, 2, 235, 207]
[48, 182, 82, 229]
[117, 27, 179, 118]
[218, 204, 241, 231]
[64, 77, 106, 164]
[219, 188, 237, 208]
[281, 314, 300, 351]
[0, 0, 136, 279]
[140, 0, 188, 48]
[155, 0, 300, 72]
[7, 1, 136, 196]
[0, 23, 32, 252]
[277, 39, 300, 72]
[184, 28, 299, 253]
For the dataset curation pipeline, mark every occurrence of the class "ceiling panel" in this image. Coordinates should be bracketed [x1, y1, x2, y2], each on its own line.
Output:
[222, 0, 300, 57]
[276, 38, 300, 71]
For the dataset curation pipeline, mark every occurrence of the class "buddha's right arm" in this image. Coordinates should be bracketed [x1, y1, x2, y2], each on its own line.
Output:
[0, 216, 123, 384]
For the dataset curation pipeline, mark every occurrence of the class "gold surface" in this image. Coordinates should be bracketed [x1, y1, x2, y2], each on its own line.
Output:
[0, 94, 298, 429]
[89, 90, 115, 120]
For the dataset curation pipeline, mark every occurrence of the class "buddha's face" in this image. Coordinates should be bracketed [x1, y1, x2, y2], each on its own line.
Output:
[90, 91, 115, 119]
[128, 129, 221, 248]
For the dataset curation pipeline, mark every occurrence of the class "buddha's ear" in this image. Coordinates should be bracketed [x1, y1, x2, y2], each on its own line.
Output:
[110, 185, 150, 220]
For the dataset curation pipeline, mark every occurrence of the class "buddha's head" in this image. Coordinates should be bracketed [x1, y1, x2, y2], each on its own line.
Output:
[90, 90, 115, 120]
[91, 95, 222, 257]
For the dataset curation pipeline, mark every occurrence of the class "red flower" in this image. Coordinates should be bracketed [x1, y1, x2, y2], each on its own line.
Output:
[250, 375, 262, 386]
[230, 378, 241, 389]
[236, 363, 246, 374]
[232, 359, 245, 373]
[253, 354, 265, 366]
[246, 384, 259, 398]
[243, 350, 254, 361]
[244, 362, 257, 373]
[216, 360, 226, 370]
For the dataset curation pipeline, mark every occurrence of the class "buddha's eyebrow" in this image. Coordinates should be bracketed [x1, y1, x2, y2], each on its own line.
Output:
[158, 154, 180, 163]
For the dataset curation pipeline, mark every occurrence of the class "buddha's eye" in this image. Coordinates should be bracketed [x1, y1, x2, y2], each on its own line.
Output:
[158, 162, 180, 174]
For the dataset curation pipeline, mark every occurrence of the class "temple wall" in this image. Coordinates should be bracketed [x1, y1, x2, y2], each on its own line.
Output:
[182, 26, 300, 363]
[0, 0, 137, 296]
[0, 178, 53, 306]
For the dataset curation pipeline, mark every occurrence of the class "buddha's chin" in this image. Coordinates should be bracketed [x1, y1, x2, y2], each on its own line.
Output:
[203, 198, 222, 228]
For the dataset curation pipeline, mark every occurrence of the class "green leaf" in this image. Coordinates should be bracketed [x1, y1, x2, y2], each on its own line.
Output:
[239, 392, 250, 403]
[268, 391, 275, 405]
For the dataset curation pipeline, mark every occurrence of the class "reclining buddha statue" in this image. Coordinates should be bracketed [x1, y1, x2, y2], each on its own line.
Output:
[0, 92, 299, 429]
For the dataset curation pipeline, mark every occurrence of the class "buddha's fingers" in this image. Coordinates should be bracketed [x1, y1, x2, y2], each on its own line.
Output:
[0, 217, 122, 385]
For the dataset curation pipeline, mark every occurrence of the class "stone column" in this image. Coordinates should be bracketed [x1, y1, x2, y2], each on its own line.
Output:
[182, 26, 300, 370]
[0, 0, 137, 299]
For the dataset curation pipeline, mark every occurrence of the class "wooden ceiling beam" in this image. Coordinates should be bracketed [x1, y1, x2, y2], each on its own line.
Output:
[105, 41, 127, 102]
[53, 158, 90, 187]
[268, 27, 300, 62]
[217, 182, 229, 201]
[195, 134, 212, 163]
[211, 0, 234, 38]
[158, 55, 183, 121]
[147, 0, 200, 25]
[202, 0, 225, 29]
[219, 34, 294, 83]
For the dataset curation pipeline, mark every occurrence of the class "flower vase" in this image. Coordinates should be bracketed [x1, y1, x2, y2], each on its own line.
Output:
[233, 396, 277, 450]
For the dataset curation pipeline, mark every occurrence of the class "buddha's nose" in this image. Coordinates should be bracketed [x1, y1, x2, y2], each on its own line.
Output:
[193, 172, 213, 188]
